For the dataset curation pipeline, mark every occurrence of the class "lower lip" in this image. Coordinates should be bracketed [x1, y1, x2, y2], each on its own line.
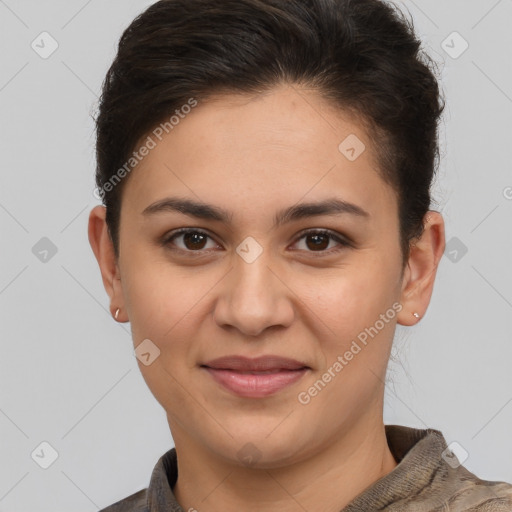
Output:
[202, 367, 308, 398]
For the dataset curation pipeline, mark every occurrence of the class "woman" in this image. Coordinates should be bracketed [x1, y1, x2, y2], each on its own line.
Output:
[88, 0, 512, 510]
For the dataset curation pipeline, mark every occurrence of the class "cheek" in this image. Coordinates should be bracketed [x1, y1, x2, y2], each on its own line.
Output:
[300, 261, 397, 325]
[118, 222, 198, 327]
[123, 263, 208, 409]
[294, 256, 401, 358]
[122, 259, 221, 371]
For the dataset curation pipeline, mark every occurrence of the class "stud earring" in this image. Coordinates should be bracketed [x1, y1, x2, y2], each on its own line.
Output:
[413, 312, 420, 319]
[114, 308, 120, 320]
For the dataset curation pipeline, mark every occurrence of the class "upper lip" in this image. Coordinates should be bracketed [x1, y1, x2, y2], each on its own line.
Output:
[201, 355, 309, 371]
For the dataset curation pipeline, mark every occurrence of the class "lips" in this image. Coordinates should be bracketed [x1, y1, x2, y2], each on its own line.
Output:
[202, 355, 309, 372]
[201, 355, 310, 398]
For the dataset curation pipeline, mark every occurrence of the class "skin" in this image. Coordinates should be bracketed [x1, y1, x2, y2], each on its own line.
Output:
[89, 83, 445, 512]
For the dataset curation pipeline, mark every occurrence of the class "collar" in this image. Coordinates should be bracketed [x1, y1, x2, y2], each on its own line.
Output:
[141, 424, 511, 511]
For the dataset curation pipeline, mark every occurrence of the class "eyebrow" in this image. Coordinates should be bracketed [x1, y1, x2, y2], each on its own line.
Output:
[142, 196, 370, 227]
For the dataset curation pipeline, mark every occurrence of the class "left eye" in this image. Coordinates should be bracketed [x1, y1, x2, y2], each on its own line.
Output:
[293, 230, 349, 252]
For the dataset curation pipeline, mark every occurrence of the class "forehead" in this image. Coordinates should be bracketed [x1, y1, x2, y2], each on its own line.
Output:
[121, 84, 397, 223]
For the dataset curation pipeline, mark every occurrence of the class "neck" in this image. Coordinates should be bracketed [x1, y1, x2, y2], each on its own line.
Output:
[171, 417, 398, 512]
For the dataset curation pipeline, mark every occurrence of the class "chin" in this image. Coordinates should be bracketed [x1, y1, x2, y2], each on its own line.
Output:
[206, 425, 312, 469]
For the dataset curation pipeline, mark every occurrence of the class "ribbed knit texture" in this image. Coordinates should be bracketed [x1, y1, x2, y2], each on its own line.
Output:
[100, 425, 512, 511]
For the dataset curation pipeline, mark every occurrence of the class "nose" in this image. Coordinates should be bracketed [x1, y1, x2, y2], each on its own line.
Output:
[213, 250, 295, 337]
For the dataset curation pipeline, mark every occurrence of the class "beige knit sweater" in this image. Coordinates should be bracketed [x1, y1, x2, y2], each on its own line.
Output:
[100, 425, 512, 511]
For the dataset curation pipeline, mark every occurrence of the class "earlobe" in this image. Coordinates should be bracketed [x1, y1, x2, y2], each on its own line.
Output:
[88, 205, 126, 321]
[397, 211, 445, 326]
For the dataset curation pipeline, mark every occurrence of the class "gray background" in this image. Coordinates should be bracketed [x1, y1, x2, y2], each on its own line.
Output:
[0, 0, 511, 510]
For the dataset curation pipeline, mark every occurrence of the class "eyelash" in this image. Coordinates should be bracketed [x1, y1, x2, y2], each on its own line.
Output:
[161, 228, 351, 256]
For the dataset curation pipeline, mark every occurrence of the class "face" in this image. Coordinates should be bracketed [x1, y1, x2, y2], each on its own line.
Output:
[106, 84, 411, 467]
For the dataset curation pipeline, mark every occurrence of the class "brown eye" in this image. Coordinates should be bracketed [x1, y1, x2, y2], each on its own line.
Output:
[293, 230, 350, 253]
[305, 233, 330, 251]
[182, 231, 208, 250]
[164, 229, 219, 252]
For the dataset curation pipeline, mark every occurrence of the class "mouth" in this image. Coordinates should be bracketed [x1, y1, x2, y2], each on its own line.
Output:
[200, 355, 310, 398]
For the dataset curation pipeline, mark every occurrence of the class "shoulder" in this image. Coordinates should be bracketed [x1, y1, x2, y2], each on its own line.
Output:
[98, 488, 148, 512]
[383, 425, 512, 511]
[98, 447, 178, 512]
[446, 468, 512, 511]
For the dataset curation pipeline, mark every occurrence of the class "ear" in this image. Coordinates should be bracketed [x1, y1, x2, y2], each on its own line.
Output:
[88, 205, 127, 322]
[397, 211, 445, 326]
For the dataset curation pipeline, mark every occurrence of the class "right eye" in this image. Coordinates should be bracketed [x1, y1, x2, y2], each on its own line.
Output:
[162, 228, 222, 253]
